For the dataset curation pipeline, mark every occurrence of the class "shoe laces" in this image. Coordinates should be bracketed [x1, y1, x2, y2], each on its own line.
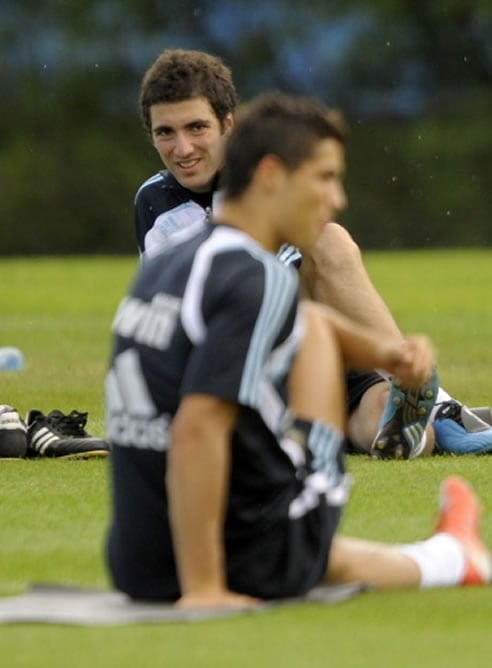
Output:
[47, 410, 90, 437]
[434, 400, 463, 425]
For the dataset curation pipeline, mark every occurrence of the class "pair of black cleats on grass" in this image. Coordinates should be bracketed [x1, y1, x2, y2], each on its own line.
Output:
[0, 405, 109, 459]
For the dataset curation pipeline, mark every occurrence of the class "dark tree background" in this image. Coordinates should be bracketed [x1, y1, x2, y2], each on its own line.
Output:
[1, 0, 491, 254]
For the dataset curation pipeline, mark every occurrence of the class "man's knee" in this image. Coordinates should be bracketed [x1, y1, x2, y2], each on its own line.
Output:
[315, 223, 362, 271]
[300, 224, 363, 298]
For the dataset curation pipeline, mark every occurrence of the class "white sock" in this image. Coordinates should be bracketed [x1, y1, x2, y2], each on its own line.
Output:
[429, 387, 455, 422]
[436, 387, 452, 403]
[398, 533, 465, 588]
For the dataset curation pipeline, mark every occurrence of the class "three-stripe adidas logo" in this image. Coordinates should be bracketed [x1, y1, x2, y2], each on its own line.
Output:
[29, 426, 61, 455]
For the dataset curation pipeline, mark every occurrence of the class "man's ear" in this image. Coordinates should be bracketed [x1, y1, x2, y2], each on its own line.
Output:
[223, 112, 234, 136]
[255, 154, 287, 191]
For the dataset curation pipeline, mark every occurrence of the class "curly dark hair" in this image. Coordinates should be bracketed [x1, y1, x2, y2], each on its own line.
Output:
[139, 49, 237, 135]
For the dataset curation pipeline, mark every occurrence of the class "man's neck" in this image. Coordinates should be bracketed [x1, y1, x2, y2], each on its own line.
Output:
[217, 199, 279, 253]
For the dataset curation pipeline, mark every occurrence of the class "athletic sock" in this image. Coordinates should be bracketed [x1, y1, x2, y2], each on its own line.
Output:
[398, 533, 465, 588]
[287, 417, 345, 480]
[429, 387, 454, 422]
[282, 417, 351, 506]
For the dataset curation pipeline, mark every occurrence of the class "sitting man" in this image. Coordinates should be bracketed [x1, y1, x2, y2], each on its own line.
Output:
[133, 48, 492, 459]
[105, 92, 491, 606]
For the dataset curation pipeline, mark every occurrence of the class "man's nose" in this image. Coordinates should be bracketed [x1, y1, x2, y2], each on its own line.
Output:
[332, 183, 347, 213]
[174, 132, 194, 156]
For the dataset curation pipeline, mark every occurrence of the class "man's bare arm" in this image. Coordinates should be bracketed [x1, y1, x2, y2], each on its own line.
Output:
[167, 394, 258, 608]
[302, 301, 435, 390]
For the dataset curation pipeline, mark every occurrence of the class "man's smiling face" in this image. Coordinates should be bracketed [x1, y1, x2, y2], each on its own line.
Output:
[150, 96, 233, 193]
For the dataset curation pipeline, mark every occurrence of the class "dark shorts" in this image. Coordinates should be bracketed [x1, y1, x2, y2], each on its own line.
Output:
[107, 499, 342, 602]
[225, 503, 342, 600]
[106, 446, 343, 602]
[346, 370, 386, 414]
[345, 370, 387, 454]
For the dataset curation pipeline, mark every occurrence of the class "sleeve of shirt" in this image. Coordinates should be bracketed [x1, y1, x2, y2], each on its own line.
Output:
[134, 188, 152, 254]
[180, 250, 299, 409]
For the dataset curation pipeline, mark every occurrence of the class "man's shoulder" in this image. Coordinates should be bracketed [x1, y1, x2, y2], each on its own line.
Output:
[204, 226, 299, 292]
[135, 170, 179, 202]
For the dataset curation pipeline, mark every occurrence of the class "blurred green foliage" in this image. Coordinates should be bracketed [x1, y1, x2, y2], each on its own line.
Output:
[346, 90, 492, 248]
[0, 0, 491, 253]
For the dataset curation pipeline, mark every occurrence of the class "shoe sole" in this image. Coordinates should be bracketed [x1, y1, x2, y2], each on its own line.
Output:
[56, 450, 109, 460]
[371, 371, 438, 459]
[26, 450, 109, 460]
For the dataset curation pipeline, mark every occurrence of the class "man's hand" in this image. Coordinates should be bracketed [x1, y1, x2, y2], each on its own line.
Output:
[176, 589, 260, 609]
[381, 335, 436, 390]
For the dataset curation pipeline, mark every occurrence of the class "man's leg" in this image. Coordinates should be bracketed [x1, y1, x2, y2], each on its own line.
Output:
[347, 381, 387, 453]
[347, 379, 436, 457]
[289, 305, 491, 590]
[286, 302, 352, 513]
[349, 380, 492, 457]
[303, 224, 492, 458]
[345, 372, 388, 452]
[301, 224, 436, 458]
[300, 223, 403, 340]
[288, 301, 346, 431]
[326, 476, 491, 589]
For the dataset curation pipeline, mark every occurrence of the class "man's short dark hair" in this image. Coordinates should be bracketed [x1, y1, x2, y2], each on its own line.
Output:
[220, 91, 347, 200]
[139, 49, 237, 135]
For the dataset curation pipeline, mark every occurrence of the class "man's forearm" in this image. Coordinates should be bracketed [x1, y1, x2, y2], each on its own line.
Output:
[302, 301, 434, 388]
[167, 398, 236, 596]
[305, 300, 399, 369]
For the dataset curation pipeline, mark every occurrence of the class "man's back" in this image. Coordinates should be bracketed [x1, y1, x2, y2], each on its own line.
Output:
[106, 222, 335, 600]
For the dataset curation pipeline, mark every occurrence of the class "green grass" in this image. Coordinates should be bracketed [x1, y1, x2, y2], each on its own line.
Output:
[1, 251, 492, 667]
[0, 256, 138, 430]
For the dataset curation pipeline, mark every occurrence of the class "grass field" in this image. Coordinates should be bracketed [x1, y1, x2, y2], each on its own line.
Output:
[1, 250, 492, 668]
